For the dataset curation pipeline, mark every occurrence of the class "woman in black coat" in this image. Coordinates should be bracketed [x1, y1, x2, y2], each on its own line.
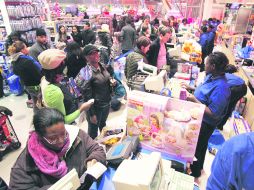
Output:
[65, 42, 85, 78]
[71, 25, 82, 46]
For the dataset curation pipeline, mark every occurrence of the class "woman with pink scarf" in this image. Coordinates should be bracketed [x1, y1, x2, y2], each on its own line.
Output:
[9, 108, 106, 189]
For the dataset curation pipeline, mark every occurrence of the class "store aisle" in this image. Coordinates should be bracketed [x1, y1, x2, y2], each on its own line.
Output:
[0, 95, 214, 190]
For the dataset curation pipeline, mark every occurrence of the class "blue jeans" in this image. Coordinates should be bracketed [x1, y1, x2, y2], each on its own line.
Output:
[87, 103, 110, 139]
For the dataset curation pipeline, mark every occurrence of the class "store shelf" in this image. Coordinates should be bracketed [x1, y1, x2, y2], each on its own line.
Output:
[5, 1, 31, 6]
[9, 15, 41, 20]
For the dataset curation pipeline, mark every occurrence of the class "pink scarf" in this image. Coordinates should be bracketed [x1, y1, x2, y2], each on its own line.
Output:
[28, 131, 70, 178]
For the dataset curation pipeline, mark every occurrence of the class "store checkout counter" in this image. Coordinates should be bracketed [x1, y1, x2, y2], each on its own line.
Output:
[90, 148, 199, 190]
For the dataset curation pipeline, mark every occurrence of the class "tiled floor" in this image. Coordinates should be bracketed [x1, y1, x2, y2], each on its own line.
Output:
[0, 94, 214, 190]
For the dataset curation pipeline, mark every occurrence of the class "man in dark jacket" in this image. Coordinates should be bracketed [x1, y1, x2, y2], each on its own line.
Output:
[147, 26, 172, 69]
[120, 18, 136, 54]
[75, 45, 114, 139]
[81, 22, 96, 46]
[29, 29, 51, 62]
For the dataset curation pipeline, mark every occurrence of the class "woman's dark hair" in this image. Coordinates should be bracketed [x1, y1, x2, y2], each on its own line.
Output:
[182, 18, 188, 24]
[42, 63, 65, 84]
[136, 36, 151, 49]
[58, 25, 66, 35]
[33, 108, 64, 136]
[66, 42, 82, 59]
[10, 31, 21, 39]
[207, 52, 229, 73]
[225, 64, 238, 73]
[201, 26, 208, 33]
[58, 25, 67, 42]
[72, 25, 80, 33]
[8, 40, 25, 55]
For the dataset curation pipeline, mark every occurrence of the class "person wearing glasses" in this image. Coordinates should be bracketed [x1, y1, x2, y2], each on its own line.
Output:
[39, 49, 93, 124]
[182, 52, 231, 178]
[9, 108, 106, 189]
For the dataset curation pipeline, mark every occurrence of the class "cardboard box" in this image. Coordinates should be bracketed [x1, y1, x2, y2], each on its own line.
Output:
[127, 91, 205, 162]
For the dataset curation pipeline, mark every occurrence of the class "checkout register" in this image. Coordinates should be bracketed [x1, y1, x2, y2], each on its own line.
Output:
[48, 136, 196, 190]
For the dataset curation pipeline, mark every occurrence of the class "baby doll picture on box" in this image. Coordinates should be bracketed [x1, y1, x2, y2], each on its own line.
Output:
[127, 91, 205, 162]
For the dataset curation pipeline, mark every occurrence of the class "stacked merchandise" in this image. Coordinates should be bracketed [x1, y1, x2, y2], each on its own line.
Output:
[5, 0, 45, 45]
[0, 55, 23, 95]
[127, 90, 205, 162]
[0, 10, 7, 42]
[223, 112, 251, 139]
[181, 40, 202, 65]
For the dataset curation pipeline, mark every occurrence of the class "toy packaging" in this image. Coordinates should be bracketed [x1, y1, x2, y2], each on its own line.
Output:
[127, 91, 205, 162]
[222, 112, 251, 140]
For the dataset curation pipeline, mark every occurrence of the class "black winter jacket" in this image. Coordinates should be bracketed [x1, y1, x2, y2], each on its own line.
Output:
[12, 55, 42, 86]
[81, 29, 96, 46]
[71, 32, 83, 46]
[65, 55, 85, 79]
[9, 129, 106, 190]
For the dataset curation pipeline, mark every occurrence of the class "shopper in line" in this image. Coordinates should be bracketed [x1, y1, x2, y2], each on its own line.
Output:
[71, 25, 82, 46]
[83, 12, 89, 19]
[182, 52, 231, 178]
[9, 108, 106, 189]
[125, 36, 151, 81]
[5, 31, 28, 56]
[29, 28, 51, 62]
[8, 41, 42, 113]
[75, 45, 113, 139]
[207, 132, 254, 190]
[81, 22, 96, 46]
[39, 49, 93, 124]
[147, 26, 172, 70]
[137, 15, 157, 41]
[178, 18, 189, 33]
[55, 25, 72, 50]
[168, 15, 178, 33]
[120, 17, 136, 54]
[140, 25, 150, 38]
[65, 42, 85, 79]
[97, 24, 113, 57]
[112, 14, 118, 33]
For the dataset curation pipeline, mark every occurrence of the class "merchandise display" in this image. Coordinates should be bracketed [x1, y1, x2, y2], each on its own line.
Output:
[4, 0, 45, 45]
[127, 90, 205, 162]
[0, 10, 7, 41]
[1, 1, 254, 190]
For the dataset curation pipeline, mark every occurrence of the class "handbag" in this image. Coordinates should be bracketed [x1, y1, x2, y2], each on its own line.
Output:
[112, 78, 126, 99]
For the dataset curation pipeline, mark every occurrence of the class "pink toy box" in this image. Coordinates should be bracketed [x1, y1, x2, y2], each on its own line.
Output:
[127, 90, 205, 162]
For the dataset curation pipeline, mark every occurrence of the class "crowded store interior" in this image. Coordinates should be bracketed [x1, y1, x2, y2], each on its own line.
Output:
[0, 0, 254, 189]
